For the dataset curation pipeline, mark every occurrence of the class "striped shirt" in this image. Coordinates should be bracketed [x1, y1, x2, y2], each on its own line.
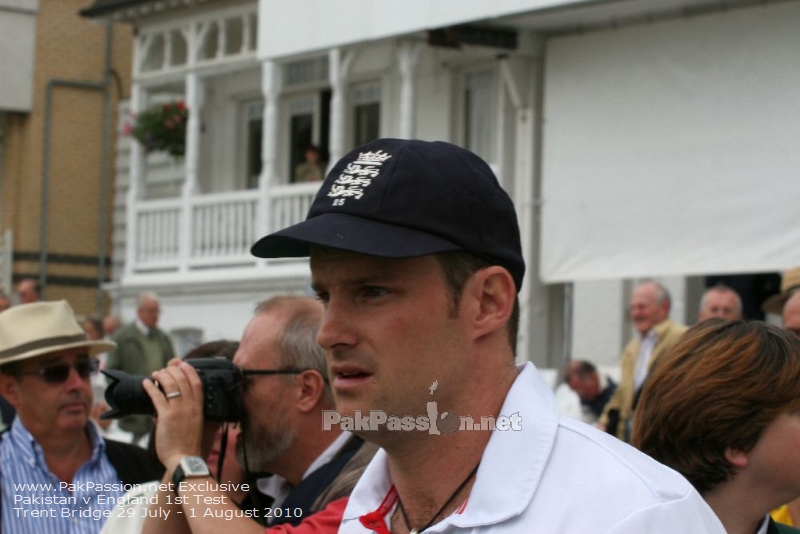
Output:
[1, 419, 125, 534]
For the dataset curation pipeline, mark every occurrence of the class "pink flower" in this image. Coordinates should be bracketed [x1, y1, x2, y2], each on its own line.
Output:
[122, 121, 133, 136]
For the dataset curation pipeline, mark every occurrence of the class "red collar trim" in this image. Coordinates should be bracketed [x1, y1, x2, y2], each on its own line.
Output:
[359, 486, 398, 534]
[358, 486, 470, 533]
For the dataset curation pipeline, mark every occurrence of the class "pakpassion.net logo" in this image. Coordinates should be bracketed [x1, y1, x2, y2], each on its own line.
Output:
[322, 381, 522, 435]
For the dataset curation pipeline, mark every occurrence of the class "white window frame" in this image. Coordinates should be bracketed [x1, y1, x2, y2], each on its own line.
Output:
[238, 98, 264, 190]
[454, 65, 498, 167]
[282, 92, 324, 182]
[349, 81, 382, 148]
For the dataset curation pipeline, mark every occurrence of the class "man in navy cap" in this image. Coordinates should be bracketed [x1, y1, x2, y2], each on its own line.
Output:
[252, 139, 728, 533]
[162, 139, 725, 533]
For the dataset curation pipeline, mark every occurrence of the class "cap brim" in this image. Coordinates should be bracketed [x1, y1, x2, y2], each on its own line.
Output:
[1, 339, 116, 366]
[762, 292, 790, 315]
[251, 212, 463, 259]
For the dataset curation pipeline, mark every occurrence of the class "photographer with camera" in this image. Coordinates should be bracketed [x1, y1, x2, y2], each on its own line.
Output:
[100, 341, 244, 534]
[140, 296, 375, 534]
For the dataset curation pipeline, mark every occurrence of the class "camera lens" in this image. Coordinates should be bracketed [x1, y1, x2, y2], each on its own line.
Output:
[101, 369, 156, 419]
[100, 358, 242, 422]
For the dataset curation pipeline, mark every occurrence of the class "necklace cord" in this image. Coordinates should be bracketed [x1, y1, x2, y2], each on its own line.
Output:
[396, 462, 480, 533]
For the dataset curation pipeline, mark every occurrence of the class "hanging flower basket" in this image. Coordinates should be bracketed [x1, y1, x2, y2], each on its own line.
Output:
[127, 101, 188, 157]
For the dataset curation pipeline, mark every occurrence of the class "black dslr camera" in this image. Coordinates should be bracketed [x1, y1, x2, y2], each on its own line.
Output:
[102, 357, 242, 422]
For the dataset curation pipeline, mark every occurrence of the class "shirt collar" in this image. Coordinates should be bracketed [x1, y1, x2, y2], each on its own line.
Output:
[8, 418, 104, 469]
[343, 362, 558, 530]
[303, 431, 351, 479]
[135, 318, 150, 335]
[257, 431, 353, 507]
[638, 318, 675, 341]
[652, 318, 674, 337]
[640, 328, 658, 341]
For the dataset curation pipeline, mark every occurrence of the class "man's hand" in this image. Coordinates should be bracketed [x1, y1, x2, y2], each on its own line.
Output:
[143, 359, 205, 472]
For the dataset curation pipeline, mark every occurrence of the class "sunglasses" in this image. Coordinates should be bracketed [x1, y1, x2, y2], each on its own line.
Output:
[19, 359, 98, 384]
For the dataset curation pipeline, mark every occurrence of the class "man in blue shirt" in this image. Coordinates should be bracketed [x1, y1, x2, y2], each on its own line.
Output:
[0, 300, 161, 534]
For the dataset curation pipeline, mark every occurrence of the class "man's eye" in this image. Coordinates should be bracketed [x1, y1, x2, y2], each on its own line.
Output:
[314, 292, 330, 304]
[363, 287, 389, 298]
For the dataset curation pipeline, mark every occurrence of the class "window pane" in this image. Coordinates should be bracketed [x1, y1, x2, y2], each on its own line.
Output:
[290, 113, 313, 183]
[246, 117, 262, 189]
[464, 69, 494, 162]
[354, 102, 380, 147]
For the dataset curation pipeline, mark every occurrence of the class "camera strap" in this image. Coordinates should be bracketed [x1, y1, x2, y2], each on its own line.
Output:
[216, 423, 229, 481]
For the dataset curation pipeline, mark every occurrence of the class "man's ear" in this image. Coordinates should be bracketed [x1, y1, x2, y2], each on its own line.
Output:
[465, 266, 516, 342]
[0, 373, 21, 409]
[294, 370, 327, 414]
[724, 446, 749, 469]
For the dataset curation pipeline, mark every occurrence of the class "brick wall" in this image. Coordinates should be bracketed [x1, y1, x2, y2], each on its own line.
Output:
[1, 0, 132, 314]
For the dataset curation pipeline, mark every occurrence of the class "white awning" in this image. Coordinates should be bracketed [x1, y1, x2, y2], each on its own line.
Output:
[540, 2, 800, 283]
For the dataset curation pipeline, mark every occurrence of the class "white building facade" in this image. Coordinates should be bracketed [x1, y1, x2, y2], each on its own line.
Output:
[85, 0, 800, 367]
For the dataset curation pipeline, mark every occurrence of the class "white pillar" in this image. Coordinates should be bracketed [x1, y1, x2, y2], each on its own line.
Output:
[257, 59, 281, 254]
[184, 73, 203, 196]
[124, 35, 147, 278]
[499, 45, 560, 368]
[500, 56, 535, 364]
[179, 71, 204, 272]
[328, 48, 355, 166]
[397, 41, 422, 139]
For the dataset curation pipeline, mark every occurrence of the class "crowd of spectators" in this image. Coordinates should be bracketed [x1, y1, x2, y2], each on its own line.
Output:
[1, 139, 799, 534]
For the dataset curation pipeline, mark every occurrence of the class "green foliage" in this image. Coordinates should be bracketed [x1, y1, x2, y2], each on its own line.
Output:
[128, 101, 188, 157]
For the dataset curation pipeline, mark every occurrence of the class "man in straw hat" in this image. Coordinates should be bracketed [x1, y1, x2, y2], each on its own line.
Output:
[158, 139, 725, 533]
[783, 292, 800, 339]
[762, 267, 800, 316]
[0, 301, 162, 533]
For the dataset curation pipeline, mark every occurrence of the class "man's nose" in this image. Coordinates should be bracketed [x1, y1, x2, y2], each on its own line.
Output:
[316, 299, 358, 350]
[65, 364, 88, 391]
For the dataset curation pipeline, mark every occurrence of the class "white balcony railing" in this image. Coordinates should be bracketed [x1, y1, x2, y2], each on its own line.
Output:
[191, 190, 259, 265]
[270, 182, 321, 234]
[136, 200, 181, 269]
[130, 183, 320, 273]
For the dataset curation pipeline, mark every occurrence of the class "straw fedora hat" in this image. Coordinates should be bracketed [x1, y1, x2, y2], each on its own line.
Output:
[0, 301, 116, 366]
[761, 267, 800, 315]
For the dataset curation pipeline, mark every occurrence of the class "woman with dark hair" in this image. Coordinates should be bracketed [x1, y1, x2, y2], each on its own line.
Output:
[633, 320, 800, 534]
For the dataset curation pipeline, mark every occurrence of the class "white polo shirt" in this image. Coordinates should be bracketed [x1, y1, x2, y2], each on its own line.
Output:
[339, 363, 725, 534]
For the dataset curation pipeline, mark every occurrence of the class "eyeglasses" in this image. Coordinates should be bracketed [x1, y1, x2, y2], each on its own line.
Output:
[239, 368, 307, 378]
[19, 359, 98, 384]
[238, 367, 331, 390]
[238, 368, 305, 391]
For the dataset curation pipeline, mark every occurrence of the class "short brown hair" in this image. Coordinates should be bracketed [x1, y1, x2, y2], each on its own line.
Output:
[434, 251, 519, 355]
[632, 320, 800, 494]
[254, 296, 331, 405]
[565, 360, 597, 381]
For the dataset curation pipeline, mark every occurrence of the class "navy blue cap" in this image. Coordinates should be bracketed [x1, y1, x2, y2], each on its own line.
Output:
[251, 138, 525, 291]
